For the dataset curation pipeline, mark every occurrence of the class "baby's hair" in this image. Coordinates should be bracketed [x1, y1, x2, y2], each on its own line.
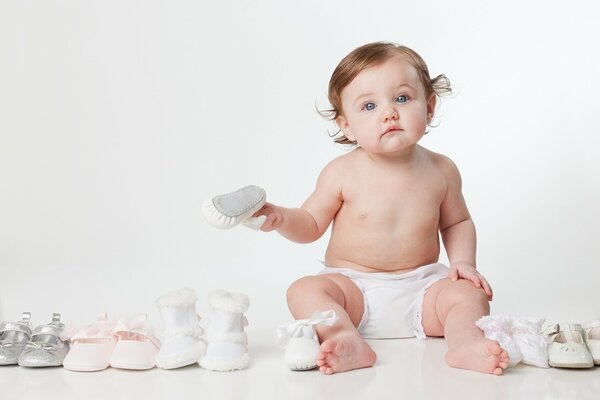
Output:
[320, 42, 452, 145]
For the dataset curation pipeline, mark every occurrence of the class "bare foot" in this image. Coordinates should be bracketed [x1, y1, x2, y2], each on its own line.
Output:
[445, 338, 509, 375]
[315, 332, 377, 375]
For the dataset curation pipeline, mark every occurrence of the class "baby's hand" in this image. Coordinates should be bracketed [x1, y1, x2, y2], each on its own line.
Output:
[449, 262, 493, 300]
[251, 202, 283, 232]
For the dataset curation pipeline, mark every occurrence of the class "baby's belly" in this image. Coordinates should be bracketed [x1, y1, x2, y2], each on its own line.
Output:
[324, 223, 441, 273]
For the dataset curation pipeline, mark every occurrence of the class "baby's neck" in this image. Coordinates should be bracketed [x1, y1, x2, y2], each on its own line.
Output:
[362, 144, 421, 167]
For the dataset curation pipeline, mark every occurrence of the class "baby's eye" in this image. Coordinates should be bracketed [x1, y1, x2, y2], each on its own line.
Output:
[396, 95, 408, 103]
[363, 102, 376, 111]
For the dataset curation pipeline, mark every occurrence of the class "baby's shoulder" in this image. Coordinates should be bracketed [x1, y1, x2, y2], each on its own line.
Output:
[322, 148, 361, 172]
[421, 147, 461, 178]
[315, 149, 364, 186]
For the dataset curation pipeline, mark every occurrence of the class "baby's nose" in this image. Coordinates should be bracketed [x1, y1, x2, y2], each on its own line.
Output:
[382, 107, 399, 121]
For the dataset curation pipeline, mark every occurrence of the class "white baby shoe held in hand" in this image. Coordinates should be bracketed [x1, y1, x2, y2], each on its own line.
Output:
[201, 185, 267, 230]
[199, 289, 250, 372]
[276, 310, 338, 371]
[155, 288, 206, 369]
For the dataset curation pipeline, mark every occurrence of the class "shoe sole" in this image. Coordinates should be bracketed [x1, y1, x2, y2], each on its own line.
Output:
[549, 361, 594, 368]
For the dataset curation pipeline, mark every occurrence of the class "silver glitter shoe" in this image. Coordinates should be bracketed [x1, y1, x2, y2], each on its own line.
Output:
[18, 313, 70, 368]
[0, 312, 33, 365]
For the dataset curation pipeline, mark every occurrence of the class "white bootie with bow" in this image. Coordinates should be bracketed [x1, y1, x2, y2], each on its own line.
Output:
[276, 310, 338, 370]
[199, 290, 250, 372]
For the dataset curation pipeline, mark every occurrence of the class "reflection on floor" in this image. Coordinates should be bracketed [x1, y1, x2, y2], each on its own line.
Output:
[2, 330, 599, 400]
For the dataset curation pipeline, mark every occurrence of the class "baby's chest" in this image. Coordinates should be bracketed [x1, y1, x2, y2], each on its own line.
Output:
[344, 174, 446, 220]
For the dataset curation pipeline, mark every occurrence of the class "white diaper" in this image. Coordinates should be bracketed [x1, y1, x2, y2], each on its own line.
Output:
[319, 263, 449, 339]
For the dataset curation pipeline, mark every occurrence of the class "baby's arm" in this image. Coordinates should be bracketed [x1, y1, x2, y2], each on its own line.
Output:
[438, 157, 493, 299]
[254, 160, 343, 244]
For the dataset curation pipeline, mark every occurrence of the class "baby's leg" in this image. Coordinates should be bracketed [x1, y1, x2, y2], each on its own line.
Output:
[286, 274, 377, 374]
[421, 279, 509, 375]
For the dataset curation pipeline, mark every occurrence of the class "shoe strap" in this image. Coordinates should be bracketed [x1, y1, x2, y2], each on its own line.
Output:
[276, 310, 338, 348]
[113, 314, 151, 336]
[565, 323, 584, 343]
[582, 320, 600, 330]
[22, 312, 31, 325]
[544, 323, 584, 343]
[71, 312, 113, 342]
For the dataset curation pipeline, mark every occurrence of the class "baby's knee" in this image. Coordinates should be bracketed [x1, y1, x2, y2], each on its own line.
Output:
[286, 275, 338, 302]
[447, 280, 490, 307]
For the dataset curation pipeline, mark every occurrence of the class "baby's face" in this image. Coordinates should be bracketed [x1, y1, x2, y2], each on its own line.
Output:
[337, 56, 435, 156]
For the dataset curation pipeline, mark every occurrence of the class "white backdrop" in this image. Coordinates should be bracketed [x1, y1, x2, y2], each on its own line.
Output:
[1, 0, 599, 331]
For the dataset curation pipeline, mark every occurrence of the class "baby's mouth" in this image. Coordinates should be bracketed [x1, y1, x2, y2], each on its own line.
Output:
[383, 126, 401, 135]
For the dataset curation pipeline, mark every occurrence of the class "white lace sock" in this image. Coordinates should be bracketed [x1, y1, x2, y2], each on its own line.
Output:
[476, 314, 550, 368]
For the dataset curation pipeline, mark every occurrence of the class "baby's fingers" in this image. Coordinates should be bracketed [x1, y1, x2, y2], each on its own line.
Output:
[467, 274, 482, 289]
[448, 268, 459, 282]
[480, 277, 493, 300]
[467, 272, 493, 300]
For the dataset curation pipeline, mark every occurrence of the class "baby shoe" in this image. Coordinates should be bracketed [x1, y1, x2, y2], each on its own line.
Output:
[109, 314, 161, 370]
[63, 313, 116, 372]
[156, 288, 206, 369]
[199, 290, 250, 372]
[546, 323, 594, 368]
[582, 321, 600, 365]
[0, 312, 33, 365]
[276, 310, 338, 370]
[202, 185, 267, 230]
[18, 313, 70, 367]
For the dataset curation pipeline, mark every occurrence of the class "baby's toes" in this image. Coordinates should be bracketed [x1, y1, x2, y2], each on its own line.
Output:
[316, 350, 327, 362]
[486, 341, 503, 356]
[320, 340, 335, 353]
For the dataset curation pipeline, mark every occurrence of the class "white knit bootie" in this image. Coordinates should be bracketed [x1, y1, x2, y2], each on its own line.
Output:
[199, 289, 250, 371]
[155, 288, 206, 369]
[276, 310, 338, 370]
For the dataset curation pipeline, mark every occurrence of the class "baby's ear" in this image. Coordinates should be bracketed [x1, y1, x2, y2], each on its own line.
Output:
[427, 95, 437, 124]
[336, 115, 356, 142]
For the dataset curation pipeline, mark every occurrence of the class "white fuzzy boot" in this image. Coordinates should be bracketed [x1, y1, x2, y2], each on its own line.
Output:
[155, 288, 206, 369]
[199, 289, 250, 371]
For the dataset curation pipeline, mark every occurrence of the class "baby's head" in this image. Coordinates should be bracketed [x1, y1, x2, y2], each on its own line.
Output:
[323, 42, 451, 145]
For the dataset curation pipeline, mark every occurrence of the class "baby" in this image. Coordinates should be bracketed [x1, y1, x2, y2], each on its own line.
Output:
[253, 42, 508, 375]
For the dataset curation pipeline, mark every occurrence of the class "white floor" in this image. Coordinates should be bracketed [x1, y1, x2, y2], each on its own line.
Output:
[3, 330, 600, 400]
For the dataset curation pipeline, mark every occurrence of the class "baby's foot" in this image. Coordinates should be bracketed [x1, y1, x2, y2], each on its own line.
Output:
[316, 332, 377, 375]
[445, 338, 509, 375]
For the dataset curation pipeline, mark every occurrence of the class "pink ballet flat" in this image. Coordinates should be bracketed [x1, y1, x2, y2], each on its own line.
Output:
[63, 313, 116, 372]
[109, 315, 160, 370]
